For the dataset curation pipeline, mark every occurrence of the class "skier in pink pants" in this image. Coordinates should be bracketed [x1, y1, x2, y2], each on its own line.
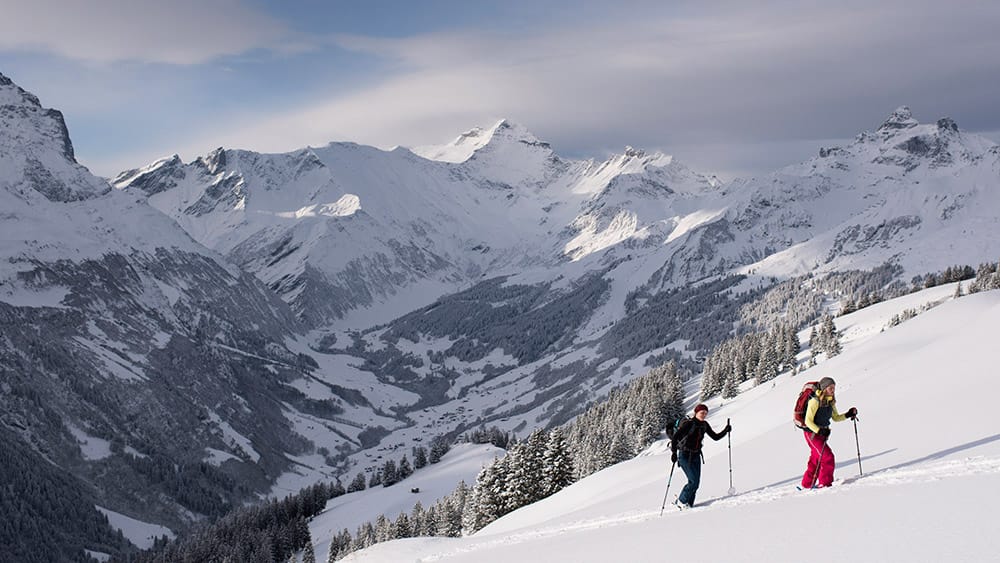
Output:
[802, 377, 857, 488]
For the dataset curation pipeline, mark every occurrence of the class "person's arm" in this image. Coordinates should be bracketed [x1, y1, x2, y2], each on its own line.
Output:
[831, 400, 847, 423]
[706, 421, 730, 440]
[805, 397, 821, 433]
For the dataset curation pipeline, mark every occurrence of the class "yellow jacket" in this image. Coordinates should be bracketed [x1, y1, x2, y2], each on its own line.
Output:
[804, 390, 846, 433]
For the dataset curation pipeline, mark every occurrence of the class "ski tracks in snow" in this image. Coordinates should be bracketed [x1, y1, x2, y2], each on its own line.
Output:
[416, 455, 1000, 562]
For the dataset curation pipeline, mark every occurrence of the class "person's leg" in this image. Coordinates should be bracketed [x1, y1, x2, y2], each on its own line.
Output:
[687, 455, 702, 506]
[818, 441, 836, 487]
[677, 451, 699, 505]
[801, 431, 822, 488]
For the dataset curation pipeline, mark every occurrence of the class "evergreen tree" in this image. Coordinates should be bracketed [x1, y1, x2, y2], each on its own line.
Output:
[374, 514, 391, 543]
[434, 497, 462, 537]
[428, 436, 451, 464]
[302, 541, 316, 563]
[348, 472, 366, 493]
[809, 325, 820, 359]
[827, 333, 842, 356]
[382, 460, 398, 487]
[542, 429, 575, 496]
[823, 314, 842, 357]
[326, 529, 350, 562]
[398, 455, 413, 480]
[784, 327, 801, 372]
[413, 446, 428, 469]
[392, 512, 412, 539]
[410, 501, 427, 536]
[721, 370, 739, 398]
[754, 340, 779, 384]
[330, 479, 346, 498]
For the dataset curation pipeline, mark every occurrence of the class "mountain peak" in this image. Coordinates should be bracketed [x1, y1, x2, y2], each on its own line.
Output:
[195, 147, 228, 175]
[0, 72, 106, 201]
[484, 119, 543, 144]
[412, 119, 549, 163]
[878, 106, 918, 132]
[0, 71, 42, 109]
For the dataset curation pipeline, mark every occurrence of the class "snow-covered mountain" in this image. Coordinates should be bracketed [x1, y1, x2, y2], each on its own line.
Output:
[114, 106, 1000, 333]
[6, 63, 1000, 560]
[723, 106, 1000, 278]
[0, 72, 388, 545]
[108, 103, 1000, 513]
[112, 118, 720, 328]
[322, 283, 1000, 562]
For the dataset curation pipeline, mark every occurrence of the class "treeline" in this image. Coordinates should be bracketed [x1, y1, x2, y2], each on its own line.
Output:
[132, 482, 333, 563]
[460, 425, 517, 449]
[321, 362, 685, 561]
[739, 263, 905, 331]
[606, 275, 764, 373]
[136, 432, 454, 562]
[841, 263, 978, 316]
[0, 428, 131, 563]
[379, 273, 610, 365]
[354, 437, 452, 490]
[965, 259, 1000, 294]
[119, 451, 247, 518]
[565, 361, 685, 477]
[699, 324, 803, 400]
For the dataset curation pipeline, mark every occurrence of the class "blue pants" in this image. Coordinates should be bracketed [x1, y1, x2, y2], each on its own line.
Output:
[677, 450, 701, 506]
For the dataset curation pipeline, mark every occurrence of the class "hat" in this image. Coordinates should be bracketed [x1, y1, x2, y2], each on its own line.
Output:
[818, 377, 836, 391]
[694, 404, 709, 415]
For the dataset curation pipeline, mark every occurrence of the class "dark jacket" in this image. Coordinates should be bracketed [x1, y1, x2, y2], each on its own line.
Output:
[672, 418, 727, 454]
[805, 390, 847, 433]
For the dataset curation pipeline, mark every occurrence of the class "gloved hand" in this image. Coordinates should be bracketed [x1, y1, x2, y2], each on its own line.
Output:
[671, 451, 678, 463]
[723, 423, 732, 435]
[818, 427, 831, 438]
[845, 407, 858, 420]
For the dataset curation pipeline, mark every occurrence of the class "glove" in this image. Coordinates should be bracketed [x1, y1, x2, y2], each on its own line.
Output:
[671, 451, 678, 463]
[845, 407, 858, 420]
[723, 424, 732, 435]
[818, 427, 831, 438]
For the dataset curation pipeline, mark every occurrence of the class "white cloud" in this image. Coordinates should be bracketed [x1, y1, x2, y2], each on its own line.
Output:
[67, 1, 1000, 176]
[0, 0, 300, 65]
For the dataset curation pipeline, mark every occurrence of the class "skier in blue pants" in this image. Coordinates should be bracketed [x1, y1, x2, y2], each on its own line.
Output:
[671, 404, 730, 508]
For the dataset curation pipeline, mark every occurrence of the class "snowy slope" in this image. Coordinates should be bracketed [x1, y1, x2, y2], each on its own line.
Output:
[309, 443, 504, 561]
[337, 284, 1000, 561]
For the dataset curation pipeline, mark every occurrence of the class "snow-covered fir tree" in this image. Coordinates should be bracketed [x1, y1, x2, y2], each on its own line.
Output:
[413, 446, 428, 469]
[347, 472, 366, 493]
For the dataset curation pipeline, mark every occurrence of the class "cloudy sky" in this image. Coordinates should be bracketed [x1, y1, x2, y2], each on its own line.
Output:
[2, 0, 998, 179]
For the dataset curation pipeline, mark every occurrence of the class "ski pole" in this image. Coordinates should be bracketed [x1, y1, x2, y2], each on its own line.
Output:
[659, 460, 677, 516]
[727, 418, 735, 495]
[853, 417, 863, 476]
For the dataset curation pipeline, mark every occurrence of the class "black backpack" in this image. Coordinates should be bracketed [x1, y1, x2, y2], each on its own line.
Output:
[666, 416, 691, 448]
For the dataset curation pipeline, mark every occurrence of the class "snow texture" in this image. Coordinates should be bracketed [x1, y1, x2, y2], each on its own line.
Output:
[335, 287, 1000, 562]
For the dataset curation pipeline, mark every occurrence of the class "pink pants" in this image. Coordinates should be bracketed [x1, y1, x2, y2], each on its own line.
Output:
[802, 430, 835, 488]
